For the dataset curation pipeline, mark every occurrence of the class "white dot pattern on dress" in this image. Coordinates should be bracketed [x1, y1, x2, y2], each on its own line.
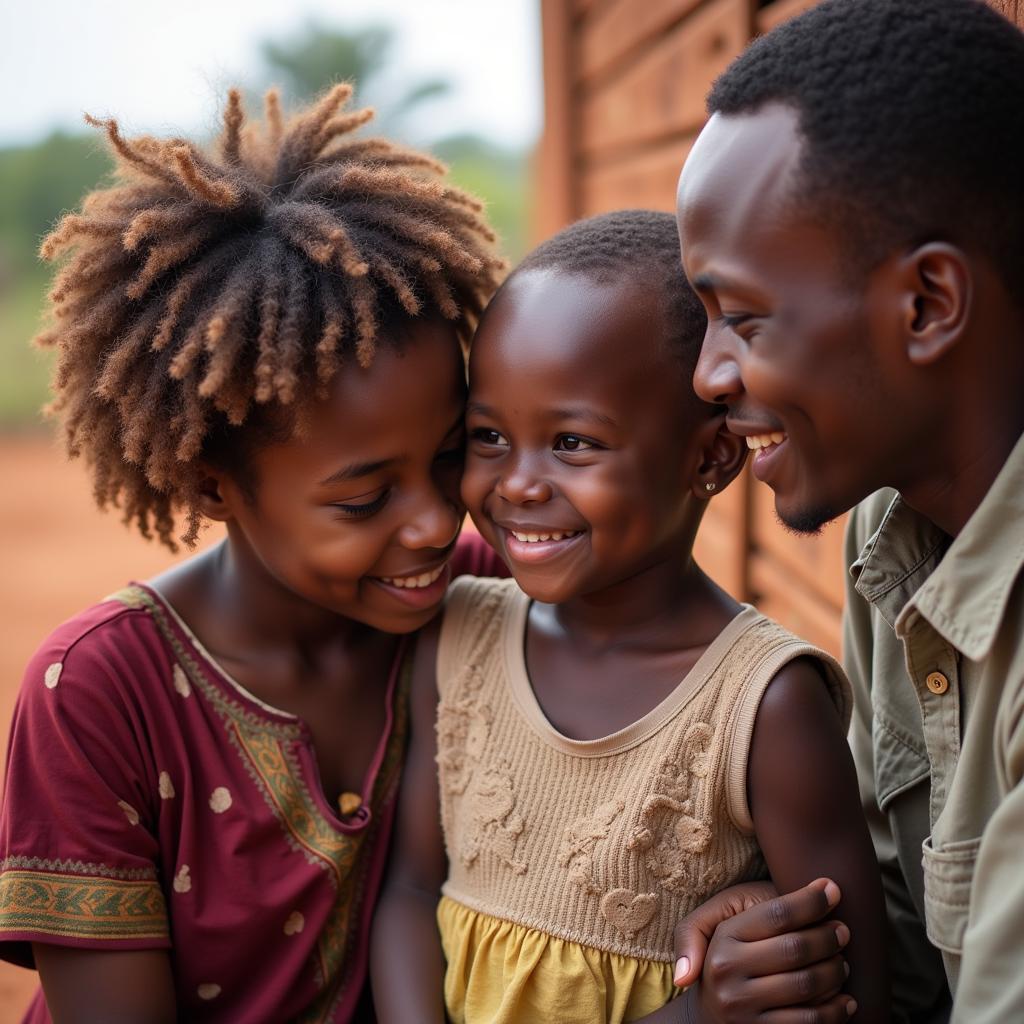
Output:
[284, 911, 305, 935]
[117, 800, 140, 826]
[173, 865, 192, 893]
[197, 983, 221, 1000]
[158, 771, 175, 799]
[172, 664, 191, 698]
[44, 663, 62, 689]
[209, 787, 232, 813]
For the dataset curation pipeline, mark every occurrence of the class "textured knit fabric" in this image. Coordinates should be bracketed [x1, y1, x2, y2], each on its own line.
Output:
[0, 532, 505, 1024]
[435, 577, 851, 1022]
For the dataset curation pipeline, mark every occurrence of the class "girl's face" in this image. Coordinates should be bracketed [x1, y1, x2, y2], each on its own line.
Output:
[214, 318, 467, 633]
[462, 268, 715, 605]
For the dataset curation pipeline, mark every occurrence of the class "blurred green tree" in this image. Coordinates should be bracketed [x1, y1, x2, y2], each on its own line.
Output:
[259, 21, 450, 140]
[0, 19, 528, 427]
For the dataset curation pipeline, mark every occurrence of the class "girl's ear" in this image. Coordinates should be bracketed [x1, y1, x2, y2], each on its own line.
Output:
[195, 465, 233, 523]
[690, 412, 747, 500]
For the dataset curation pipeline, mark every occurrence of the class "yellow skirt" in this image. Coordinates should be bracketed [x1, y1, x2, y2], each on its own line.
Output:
[438, 896, 678, 1024]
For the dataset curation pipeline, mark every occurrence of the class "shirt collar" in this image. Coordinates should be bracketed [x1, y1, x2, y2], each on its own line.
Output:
[850, 430, 1024, 660]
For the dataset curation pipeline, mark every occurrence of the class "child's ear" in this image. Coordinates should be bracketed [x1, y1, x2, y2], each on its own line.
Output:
[195, 465, 233, 523]
[690, 412, 747, 500]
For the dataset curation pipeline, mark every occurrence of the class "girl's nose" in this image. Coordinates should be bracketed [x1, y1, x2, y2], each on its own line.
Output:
[398, 489, 462, 550]
[494, 458, 553, 505]
[693, 323, 744, 406]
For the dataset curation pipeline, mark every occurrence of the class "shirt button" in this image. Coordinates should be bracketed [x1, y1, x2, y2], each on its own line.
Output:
[926, 671, 950, 695]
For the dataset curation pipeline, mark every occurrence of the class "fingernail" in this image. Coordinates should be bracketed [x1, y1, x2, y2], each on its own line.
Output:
[673, 956, 690, 986]
[835, 922, 850, 946]
[824, 880, 841, 907]
[846, 998, 858, 1016]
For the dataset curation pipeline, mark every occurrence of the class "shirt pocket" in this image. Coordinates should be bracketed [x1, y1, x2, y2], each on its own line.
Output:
[920, 834, 981, 954]
[873, 712, 930, 812]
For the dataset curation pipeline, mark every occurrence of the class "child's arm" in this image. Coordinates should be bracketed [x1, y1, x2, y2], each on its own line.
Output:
[745, 658, 890, 1019]
[370, 616, 448, 1023]
[33, 946, 176, 1024]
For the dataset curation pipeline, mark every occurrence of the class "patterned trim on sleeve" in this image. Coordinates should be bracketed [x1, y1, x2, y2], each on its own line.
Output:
[0, 866, 168, 942]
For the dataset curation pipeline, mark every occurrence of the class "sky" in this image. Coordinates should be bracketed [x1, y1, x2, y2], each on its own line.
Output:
[0, 0, 542, 149]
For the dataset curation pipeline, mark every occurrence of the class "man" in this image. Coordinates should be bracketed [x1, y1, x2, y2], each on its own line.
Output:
[672, 1, 1024, 1021]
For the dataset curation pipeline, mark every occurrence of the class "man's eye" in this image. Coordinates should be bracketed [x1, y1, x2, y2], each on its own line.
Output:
[555, 435, 594, 452]
[470, 428, 508, 447]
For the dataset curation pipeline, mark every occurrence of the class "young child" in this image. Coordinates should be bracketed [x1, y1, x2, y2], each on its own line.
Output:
[372, 210, 889, 1022]
[0, 87, 506, 1022]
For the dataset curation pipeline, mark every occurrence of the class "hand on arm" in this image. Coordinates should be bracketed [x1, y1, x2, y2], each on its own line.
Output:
[33, 946, 176, 1024]
[370, 617, 449, 1024]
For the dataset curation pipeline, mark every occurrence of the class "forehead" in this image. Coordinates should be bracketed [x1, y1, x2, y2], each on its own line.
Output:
[677, 105, 806, 277]
[473, 268, 669, 379]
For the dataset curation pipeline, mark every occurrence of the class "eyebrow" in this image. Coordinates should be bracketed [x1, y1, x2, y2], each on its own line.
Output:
[468, 401, 617, 429]
[317, 412, 465, 488]
[318, 458, 396, 488]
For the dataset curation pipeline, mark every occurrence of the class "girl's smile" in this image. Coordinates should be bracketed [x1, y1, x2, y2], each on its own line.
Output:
[462, 267, 729, 608]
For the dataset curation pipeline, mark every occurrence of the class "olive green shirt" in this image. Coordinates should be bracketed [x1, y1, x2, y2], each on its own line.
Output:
[844, 432, 1024, 1024]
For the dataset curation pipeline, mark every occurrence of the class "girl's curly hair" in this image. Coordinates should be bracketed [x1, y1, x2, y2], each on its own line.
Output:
[37, 84, 505, 548]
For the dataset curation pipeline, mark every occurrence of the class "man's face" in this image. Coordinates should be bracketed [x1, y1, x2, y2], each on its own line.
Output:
[678, 104, 908, 532]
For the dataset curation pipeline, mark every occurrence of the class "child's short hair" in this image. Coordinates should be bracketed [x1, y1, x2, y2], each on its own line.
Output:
[38, 85, 505, 548]
[509, 208, 707, 373]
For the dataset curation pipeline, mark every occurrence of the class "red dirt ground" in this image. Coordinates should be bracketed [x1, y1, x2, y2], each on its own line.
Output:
[0, 434, 222, 1020]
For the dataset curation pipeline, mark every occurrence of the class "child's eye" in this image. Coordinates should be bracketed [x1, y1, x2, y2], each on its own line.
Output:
[554, 435, 595, 453]
[470, 428, 509, 448]
[330, 490, 390, 519]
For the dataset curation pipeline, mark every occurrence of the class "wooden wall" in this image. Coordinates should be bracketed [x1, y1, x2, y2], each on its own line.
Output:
[535, 0, 1024, 657]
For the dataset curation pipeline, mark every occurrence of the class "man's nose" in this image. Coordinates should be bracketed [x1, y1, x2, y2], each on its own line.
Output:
[693, 323, 744, 406]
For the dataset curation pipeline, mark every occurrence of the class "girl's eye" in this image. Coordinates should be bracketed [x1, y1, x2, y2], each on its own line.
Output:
[555, 435, 595, 453]
[470, 428, 509, 447]
[331, 490, 390, 519]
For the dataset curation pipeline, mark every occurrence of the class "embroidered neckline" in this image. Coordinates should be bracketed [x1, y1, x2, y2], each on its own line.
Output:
[503, 595, 763, 756]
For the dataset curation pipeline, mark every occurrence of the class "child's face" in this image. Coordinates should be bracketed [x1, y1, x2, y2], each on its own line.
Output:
[462, 268, 709, 604]
[216, 318, 466, 633]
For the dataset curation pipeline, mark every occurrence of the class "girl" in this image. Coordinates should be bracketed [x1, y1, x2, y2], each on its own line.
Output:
[372, 211, 889, 1022]
[0, 87, 506, 1022]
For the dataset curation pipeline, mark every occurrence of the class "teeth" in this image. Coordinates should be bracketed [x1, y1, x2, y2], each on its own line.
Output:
[379, 563, 446, 589]
[510, 530, 579, 543]
[745, 431, 787, 450]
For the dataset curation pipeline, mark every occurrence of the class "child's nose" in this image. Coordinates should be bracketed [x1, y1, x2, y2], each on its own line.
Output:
[399, 489, 462, 550]
[495, 457, 553, 505]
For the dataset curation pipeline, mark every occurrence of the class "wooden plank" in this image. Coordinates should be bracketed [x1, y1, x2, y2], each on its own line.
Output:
[578, 0, 706, 84]
[750, 480, 847, 609]
[748, 554, 843, 658]
[579, 0, 750, 159]
[756, 0, 819, 34]
[579, 134, 696, 214]
[534, 0, 579, 241]
[988, 0, 1024, 27]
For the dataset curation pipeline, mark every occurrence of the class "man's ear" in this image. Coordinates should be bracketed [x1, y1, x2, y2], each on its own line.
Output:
[690, 412, 747, 500]
[195, 466, 234, 523]
[894, 242, 972, 366]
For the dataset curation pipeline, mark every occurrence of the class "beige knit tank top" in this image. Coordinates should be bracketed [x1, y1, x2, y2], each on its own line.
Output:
[435, 577, 852, 963]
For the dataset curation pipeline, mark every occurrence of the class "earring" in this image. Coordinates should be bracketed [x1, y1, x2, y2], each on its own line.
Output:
[704, 481, 716, 492]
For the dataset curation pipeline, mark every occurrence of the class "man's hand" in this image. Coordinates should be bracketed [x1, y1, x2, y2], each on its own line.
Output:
[673, 879, 857, 1022]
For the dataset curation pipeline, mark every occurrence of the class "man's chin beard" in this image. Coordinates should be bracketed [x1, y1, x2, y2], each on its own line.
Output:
[777, 501, 841, 536]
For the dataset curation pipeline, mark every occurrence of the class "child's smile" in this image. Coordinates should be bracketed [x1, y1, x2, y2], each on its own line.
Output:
[463, 267, 716, 606]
